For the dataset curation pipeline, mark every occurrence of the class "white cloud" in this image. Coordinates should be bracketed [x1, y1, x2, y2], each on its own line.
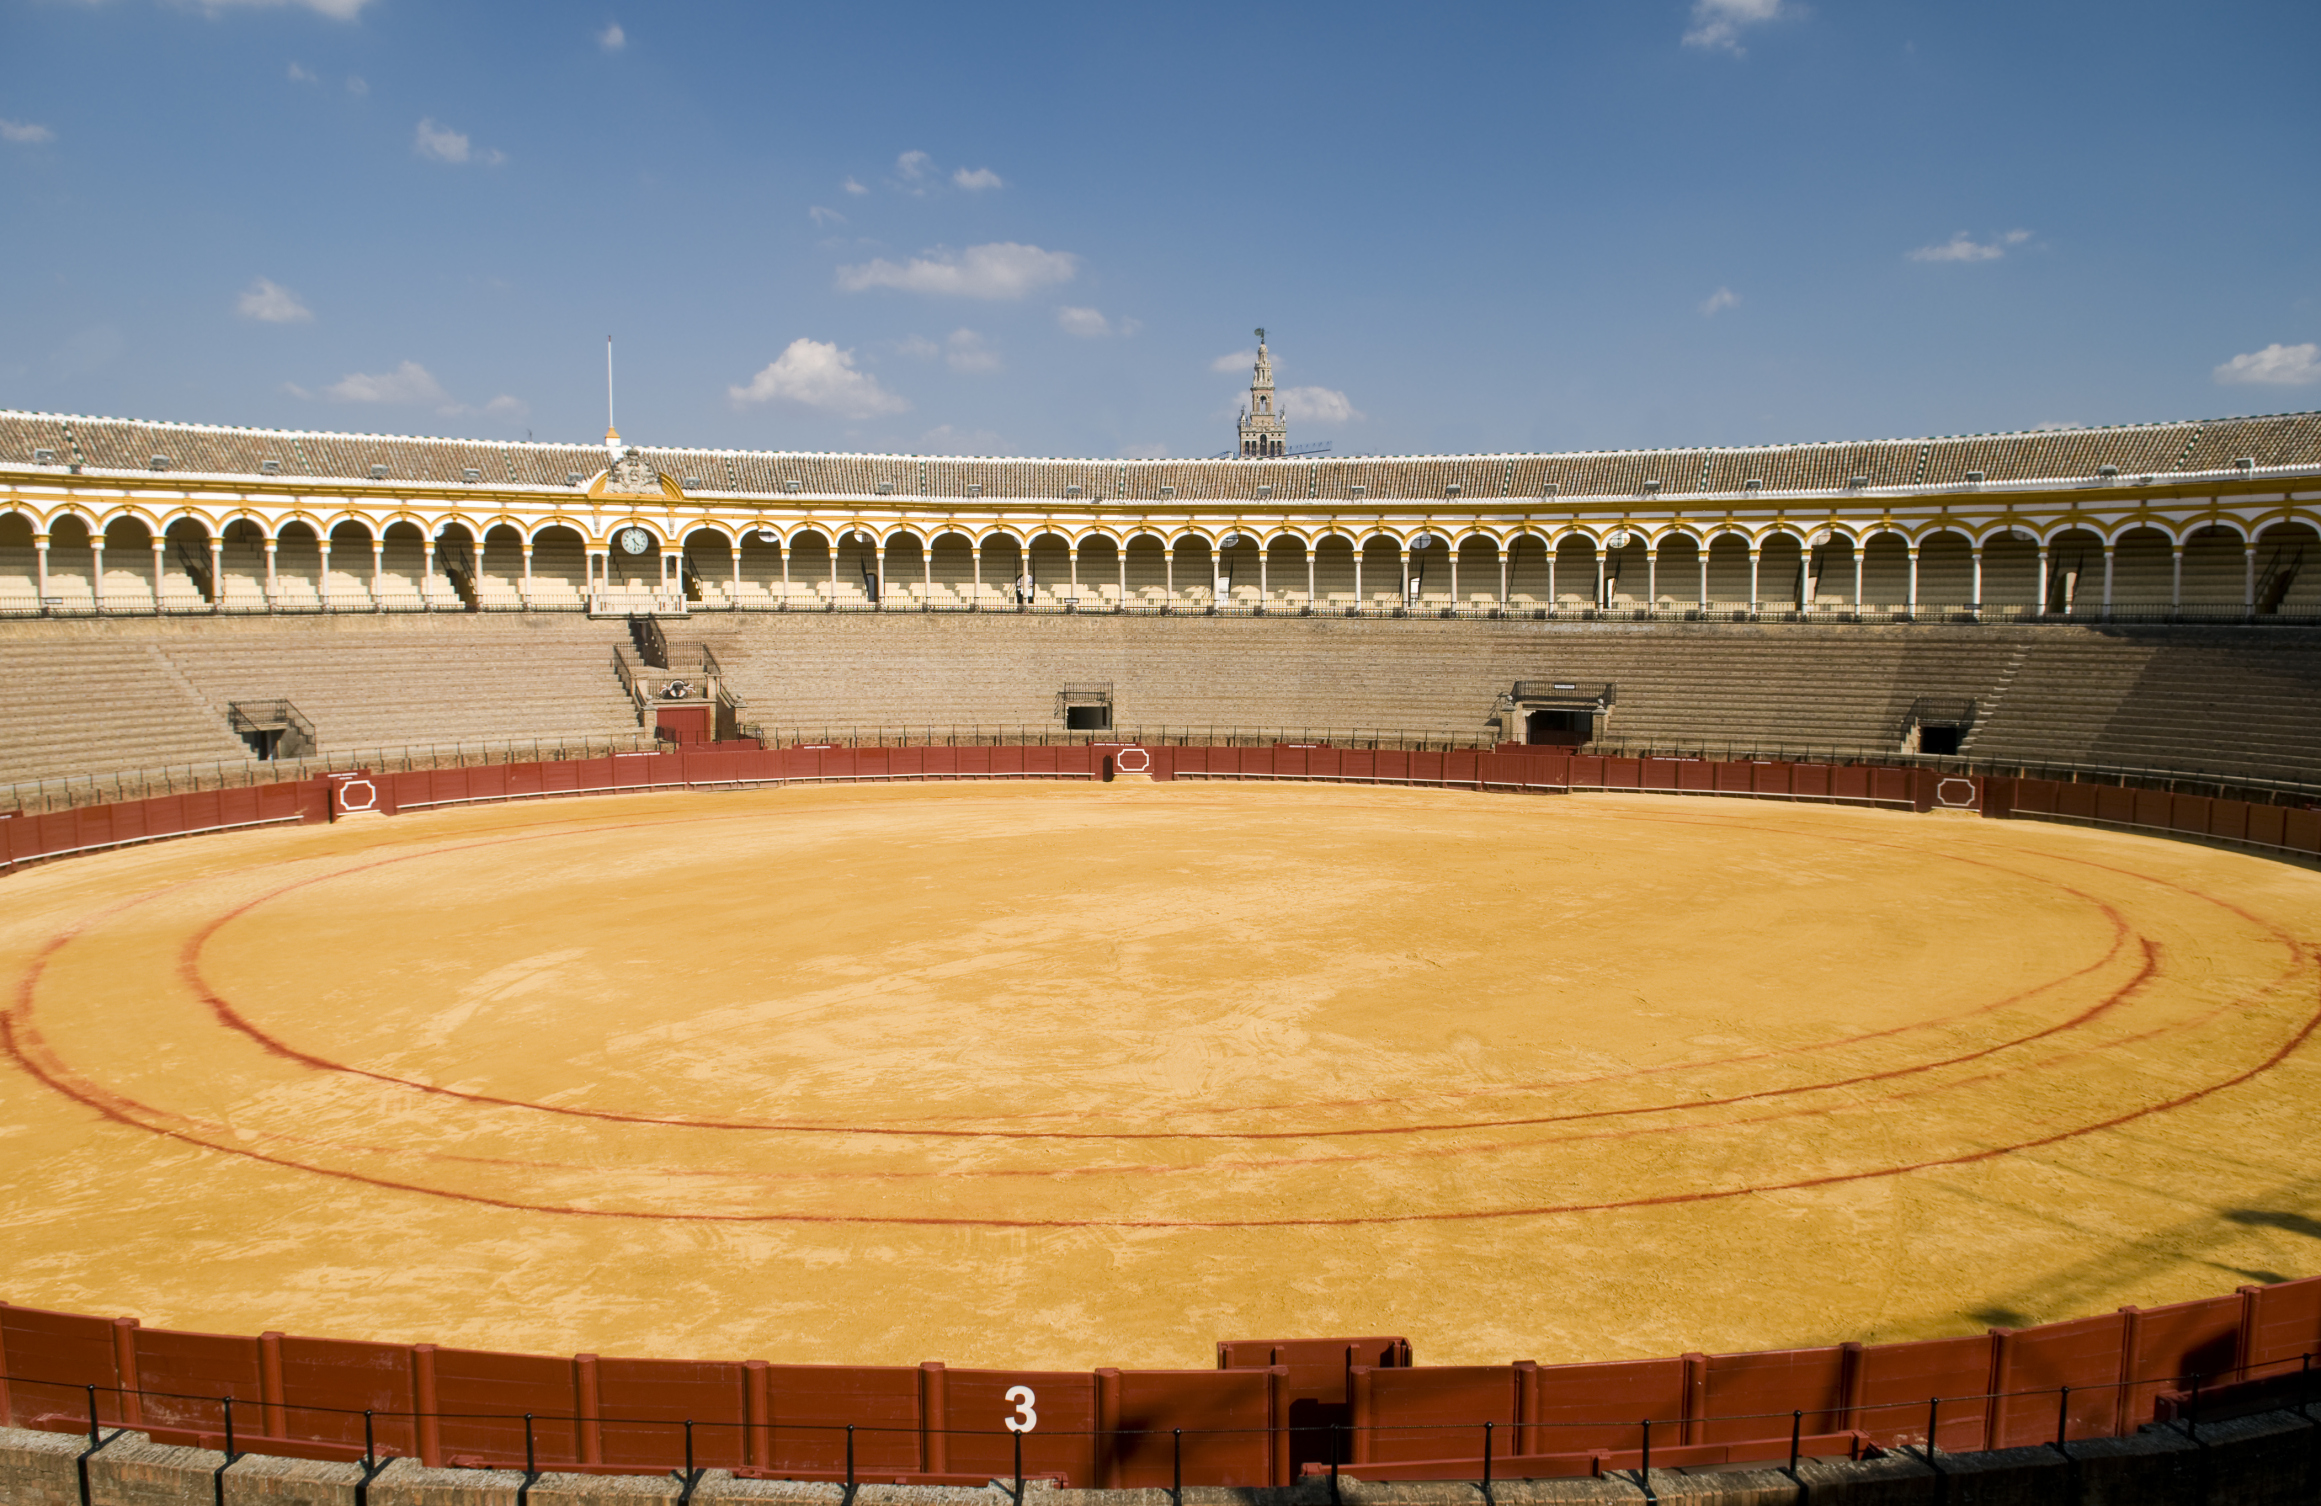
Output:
[414, 117, 503, 165]
[2214, 342, 2321, 387]
[729, 338, 910, 418]
[842, 176, 868, 196]
[944, 329, 1000, 373]
[237, 277, 313, 324]
[896, 334, 941, 361]
[345, 74, 368, 95]
[482, 394, 529, 420]
[1280, 386, 1361, 426]
[188, 0, 374, 18]
[893, 149, 934, 191]
[326, 361, 455, 409]
[808, 205, 846, 227]
[919, 424, 1005, 453]
[1908, 230, 2031, 263]
[286, 61, 318, 83]
[1699, 286, 1740, 317]
[597, 21, 625, 51]
[952, 166, 1003, 191]
[1057, 306, 1112, 338]
[1, 119, 56, 145]
[836, 242, 1079, 300]
[1683, 0, 1791, 54]
[1211, 348, 1258, 373]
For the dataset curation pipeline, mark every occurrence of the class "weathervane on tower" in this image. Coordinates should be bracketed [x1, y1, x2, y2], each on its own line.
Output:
[1237, 327, 1286, 458]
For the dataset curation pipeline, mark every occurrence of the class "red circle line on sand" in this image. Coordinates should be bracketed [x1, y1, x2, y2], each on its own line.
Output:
[27, 933, 2244, 1194]
[4, 800, 2316, 1225]
[169, 810, 2155, 1140]
[9, 930, 2317, 1228]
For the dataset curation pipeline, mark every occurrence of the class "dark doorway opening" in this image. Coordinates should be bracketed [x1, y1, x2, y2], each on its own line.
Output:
[1524, 708, 1592, 746]
[1101, 754, 1115, 782]
[1918, 725, 1963, 755]
[1065, 704, 1111, 731]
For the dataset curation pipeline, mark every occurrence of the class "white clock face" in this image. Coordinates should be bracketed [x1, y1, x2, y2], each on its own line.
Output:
[618, 527, 651, 555]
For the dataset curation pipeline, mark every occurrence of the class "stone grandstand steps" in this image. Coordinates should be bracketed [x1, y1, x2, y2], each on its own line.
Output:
[0, 637, 252, 784]
[0, 617, 642, 787]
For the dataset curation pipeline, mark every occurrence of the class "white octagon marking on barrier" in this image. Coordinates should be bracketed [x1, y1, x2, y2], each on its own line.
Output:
[336, 778, 377, 813]
[1936, 777, 1977, 809]
[1115, 747, 1151, 773]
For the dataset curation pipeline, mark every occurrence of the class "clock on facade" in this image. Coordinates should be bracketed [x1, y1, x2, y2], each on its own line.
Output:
[617, 527, 651, 555]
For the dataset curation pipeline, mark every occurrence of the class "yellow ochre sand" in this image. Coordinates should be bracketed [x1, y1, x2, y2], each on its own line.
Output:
[1, 782, 2316, 1371]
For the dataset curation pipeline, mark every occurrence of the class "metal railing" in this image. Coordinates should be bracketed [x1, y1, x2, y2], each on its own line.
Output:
[0, 734, 656, 818]
[7, 591, 2319, 624]
[5, 1353, 2313, 1494]
[734, 725, 1502, 754]
[1578, 739, 2321, 806]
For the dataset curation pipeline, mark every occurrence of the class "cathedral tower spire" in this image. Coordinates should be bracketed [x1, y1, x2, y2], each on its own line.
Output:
[1237, 328, 1286, 458]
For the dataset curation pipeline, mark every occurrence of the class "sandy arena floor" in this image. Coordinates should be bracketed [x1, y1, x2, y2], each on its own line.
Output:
[1, 781, 2317, 1371]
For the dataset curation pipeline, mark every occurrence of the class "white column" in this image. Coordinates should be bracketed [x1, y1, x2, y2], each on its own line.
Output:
[521, 542, 534, 601]
[373, 539, 386, 606]
[319, 541, 333, 609]
[152, 539, 166, 609]
[781, 537, 792, 602]
[209, 537, 223, 613]
[2171, 545, 2183, 612]
[1259, 542, 1269, 608]
[1906, 547, 1919, 616]
[1352, 543, 1363, 611]
[1398, 543, 1408, 609]
[2244, 538, 2256, 617]
[1595, 546, 1607, 609]
[1696, 544, 1708, 612]
[830, 534, 840, 600]
[34, 536, 47, 602]
[1449, 545, 1459, 610]
[924, 538, 933, 609]
[735, 538, 745, 603]
[421, 537, 435, 610]
[1164, 541, 1175, 607]
[1307, 546, 1316, 609]
[1546, 542, 1556, 611]
[1646, 548, 1658, 612]
[2036, 543, 2050, 615]
[1971, 544, 1984, 621]
[1748, 549, 1760, 616]
[2101, 544, 2114, 619]
[1852, 544, 1863, 612]
[1070, 539, 1080, 605]
[1499, 547, 1509, 607]
[1117, 543, 1126, 610]
[264, 539, 278, 606]
[90, 539, 104, 611]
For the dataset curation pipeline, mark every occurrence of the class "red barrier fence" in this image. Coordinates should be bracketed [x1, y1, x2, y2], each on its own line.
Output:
[6, 743, 2318, 873]
[3, 1279, 2317, 1486]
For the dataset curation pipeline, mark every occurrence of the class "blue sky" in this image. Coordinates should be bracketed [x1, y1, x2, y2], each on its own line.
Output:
[2, 0, 2316, 458]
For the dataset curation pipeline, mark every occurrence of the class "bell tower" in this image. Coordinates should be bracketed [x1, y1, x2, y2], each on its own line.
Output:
[1237, 329, 1286, 458]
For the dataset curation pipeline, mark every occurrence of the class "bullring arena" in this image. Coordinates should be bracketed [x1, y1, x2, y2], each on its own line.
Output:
[2, 404, 2321, 1501]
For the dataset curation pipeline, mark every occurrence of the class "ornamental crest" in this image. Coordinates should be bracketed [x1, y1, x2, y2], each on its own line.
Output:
[603, 447, 667, 496]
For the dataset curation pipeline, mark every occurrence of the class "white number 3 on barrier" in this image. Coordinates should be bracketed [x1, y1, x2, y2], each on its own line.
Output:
[1003, 1385, 1038, 1433]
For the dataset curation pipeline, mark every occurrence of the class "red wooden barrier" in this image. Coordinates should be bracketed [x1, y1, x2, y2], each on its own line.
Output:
[1108, 1368, 1278, 1488]
[1700, 1345, 1851, 1445]
[593, 1356, 748, 1471]
[1523, 1356, 1686, 1456]
[1989, 1312, 2128, 1446]
[1847, 1333, 1994, 1450]
[941, 1368, 1093, 1485]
